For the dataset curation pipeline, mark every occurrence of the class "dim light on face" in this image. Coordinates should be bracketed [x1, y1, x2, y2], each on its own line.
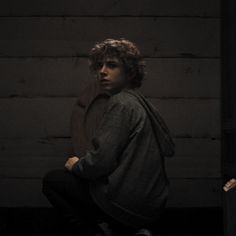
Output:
[95, 57, 130, 93]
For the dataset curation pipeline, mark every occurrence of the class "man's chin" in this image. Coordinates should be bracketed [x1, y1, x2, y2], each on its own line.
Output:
[99, 84, 122, 95]
[99, 84, 111, 90]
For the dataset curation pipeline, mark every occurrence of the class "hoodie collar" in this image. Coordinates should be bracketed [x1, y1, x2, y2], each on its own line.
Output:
[124, 89, 175, 158]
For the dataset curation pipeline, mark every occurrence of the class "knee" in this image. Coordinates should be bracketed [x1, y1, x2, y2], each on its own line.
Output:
[42, 169, 64, 196]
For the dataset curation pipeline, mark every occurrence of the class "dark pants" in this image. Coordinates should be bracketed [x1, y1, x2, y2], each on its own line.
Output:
[42, 169, 138, 236]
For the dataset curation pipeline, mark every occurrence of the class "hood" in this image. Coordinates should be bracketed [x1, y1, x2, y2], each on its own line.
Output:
[71, 81, 175, 158]
[124, 88, 175, 158]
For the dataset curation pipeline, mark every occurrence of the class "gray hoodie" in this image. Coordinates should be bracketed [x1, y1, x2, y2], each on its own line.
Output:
[70, 81, 175, 228]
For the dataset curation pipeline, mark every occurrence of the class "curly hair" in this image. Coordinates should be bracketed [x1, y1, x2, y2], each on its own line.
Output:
[88, 38, 146, 88]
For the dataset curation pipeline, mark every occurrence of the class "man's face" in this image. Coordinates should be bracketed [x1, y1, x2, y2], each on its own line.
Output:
[95, 57, 129, 93]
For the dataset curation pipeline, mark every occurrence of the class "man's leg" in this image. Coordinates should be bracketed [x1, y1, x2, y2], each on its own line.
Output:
[42, 169, 104, 235]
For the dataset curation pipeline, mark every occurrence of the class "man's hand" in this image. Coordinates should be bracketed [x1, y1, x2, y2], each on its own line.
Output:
[223, 178, 236, 192]
[65, 156, 80, 171]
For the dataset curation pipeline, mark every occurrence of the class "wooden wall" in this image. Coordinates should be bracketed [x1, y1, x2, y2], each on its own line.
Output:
[0, 0, 221, 208]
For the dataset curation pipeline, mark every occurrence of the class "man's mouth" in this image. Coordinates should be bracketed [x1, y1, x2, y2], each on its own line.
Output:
[100, 79, 111, 84]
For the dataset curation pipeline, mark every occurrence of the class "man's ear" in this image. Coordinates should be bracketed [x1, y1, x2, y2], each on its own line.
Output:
[127, 71, 136, 81]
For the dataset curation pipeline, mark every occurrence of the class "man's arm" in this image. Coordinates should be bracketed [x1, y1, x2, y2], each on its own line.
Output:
[68, 99, 131, 180]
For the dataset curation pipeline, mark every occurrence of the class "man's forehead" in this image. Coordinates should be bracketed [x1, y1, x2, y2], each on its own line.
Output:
[100, 57, 121, 63]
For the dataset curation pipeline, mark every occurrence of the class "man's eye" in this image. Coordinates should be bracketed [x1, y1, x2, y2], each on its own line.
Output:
[96, 63, 103, 70]
[107, 62, 118, 68]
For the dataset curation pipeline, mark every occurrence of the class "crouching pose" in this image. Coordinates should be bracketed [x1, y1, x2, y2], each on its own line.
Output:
[42, 38, 175, 236]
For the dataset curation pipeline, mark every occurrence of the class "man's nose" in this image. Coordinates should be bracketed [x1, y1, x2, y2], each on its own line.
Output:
[100, 64, 107, 76]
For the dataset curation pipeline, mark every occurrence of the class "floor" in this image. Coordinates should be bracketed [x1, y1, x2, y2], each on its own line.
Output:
[0, 208, 224, 236]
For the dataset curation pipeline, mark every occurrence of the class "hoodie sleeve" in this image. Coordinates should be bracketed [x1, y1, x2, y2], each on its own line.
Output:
[71, 98, 131, 180]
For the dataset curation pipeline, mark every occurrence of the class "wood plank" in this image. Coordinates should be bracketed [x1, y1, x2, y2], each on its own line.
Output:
[166, 178, 222, 208]
[0, 178, 51, 207]
[0, 97, 77, 138]
[166, 138, 221, 178]
[0, 17, 220, 57]
[0, 57, 93, 98]
[0, 138, 221, 178]
[0, 178, 222, 208]
[0, 138, 70, 179]
[0, 0, 220, 17]
[140, 58, 220, 98]
[0, 58, 220, 98]
[150, 98, 220, 138]
[0, 98, 220, 138]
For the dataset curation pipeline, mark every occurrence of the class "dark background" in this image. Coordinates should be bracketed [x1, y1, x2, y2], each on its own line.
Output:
[0, 0, 227, 235]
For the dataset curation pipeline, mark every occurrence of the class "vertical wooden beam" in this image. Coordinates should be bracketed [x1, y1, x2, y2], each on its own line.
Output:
[222, 0, 236, 235]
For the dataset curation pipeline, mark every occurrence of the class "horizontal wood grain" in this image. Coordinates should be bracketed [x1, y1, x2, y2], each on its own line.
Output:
[167, 178, 222, 208]
[165, 138, 221, 178]
[150, 98, 220, 138]
[0, 17, 220, 57]
[0, 98, 220, 138]
[0, 0, 221, 212]
[0, 138, 220, 178]
[0, 58, 220, 98]
[0, 0, 220, 17]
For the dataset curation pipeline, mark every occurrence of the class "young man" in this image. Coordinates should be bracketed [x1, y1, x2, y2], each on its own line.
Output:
[42, 39, 175, 236]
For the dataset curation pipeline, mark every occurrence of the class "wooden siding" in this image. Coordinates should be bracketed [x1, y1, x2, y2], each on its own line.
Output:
[0, 0, 221, 208]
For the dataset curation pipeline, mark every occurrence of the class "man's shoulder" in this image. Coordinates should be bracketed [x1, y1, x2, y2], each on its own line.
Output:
[109, 90, 136, 106]
[108, 89, 145, 115]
